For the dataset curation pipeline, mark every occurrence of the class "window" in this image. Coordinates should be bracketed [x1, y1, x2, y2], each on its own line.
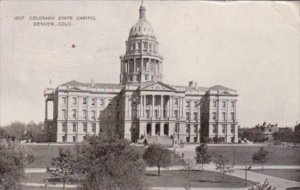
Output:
[83, 123, 87, 132]
[231, 101, 235, 108]
[222, 125, 226, 133]
[174, 110, 179, 119]
[73, 136, 76, 142]
[186, 124, 190, 133]
[72, 109, 77, 119]
[116, 112, 120, 119]
[193, 112, 197, 121]
[91, 98, 95, 106]
[62, 97, 67, 105]
[174, 98, 178, 106]
[83, 109, 87, 119]
[186, 101, 190, 108]
[72, 97, 77, 105]
[100, 99, 105, 106]
[194, 124, 198, 133]
[155, 110, 158, 118]
[213, 101, 217, 108]
[146, 110, 150, 118]
[72, 123, 77, 132]
[231, 125, 235, 133]
[145, 75, 148, 80]
[213, 125, 217, 133]
[186, 112, 190, 121]
[194, 101, 197, 108]
[175, 123, 180, 133]
[83, 97, 87, 105]
[62, 123, 67, 132]
[194, 136, 198, 143]
[62, 109, 67, 119]
[212, 112, 217, 120]
[231, 112, 235, 121]
[222, 112, 226, 121]
[222, 101, 226, 108]
[92, 123, 96, 133]
[91, 110, 96, 120]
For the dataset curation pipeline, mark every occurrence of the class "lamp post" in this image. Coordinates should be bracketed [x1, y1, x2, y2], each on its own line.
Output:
[244, 165, 251, 186]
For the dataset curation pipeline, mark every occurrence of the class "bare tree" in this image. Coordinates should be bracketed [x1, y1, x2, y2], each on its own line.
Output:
[215, 155, 234, 182]
[252, 147, 268, 170]
[195, 144, 211, 170]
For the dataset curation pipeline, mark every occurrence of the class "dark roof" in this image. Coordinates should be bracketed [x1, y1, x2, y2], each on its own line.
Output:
[209, 85, 235, 91]
[60, 80, 123, 89]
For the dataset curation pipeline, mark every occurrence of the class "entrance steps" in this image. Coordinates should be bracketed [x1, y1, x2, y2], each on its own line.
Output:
[146, 135, 173, 147]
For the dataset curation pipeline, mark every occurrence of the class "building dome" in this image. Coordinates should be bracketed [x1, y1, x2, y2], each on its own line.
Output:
[128, 5, 155, 39]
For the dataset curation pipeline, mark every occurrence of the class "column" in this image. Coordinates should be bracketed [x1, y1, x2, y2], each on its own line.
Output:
[45, 100, 48, 120]
[152, 95, 154, 118]
[167, 96, 171, 118]
[160, 95, 163, 118]
[125, 96, 129, 118]
[143, 95, 146, 117]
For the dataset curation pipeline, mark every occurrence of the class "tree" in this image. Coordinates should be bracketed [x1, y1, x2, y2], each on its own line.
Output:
[75, 137, 145, 190]
[215, 155, 234, 182]
[252, 147, 268, 170]
[248, 179, 276, 190]
[50, 148, 75, 189]
[143, 144, 172, 176]
[0, 142, 33, 190]
[195, 144, 211, 170]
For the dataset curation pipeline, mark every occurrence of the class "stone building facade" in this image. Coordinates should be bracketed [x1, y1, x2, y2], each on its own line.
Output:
[44, 5, 239, 143]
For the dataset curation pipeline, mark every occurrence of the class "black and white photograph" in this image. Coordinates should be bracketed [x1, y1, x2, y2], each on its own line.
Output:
[0, 1, 299, 190]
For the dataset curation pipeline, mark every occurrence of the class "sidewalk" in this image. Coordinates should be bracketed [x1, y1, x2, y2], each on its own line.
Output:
[21, 182, 248, 190]
[25, 165, 300, 173]
[227, 169, 300, 190]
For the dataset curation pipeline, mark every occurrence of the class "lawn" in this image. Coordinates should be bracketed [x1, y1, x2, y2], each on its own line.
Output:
[252, 169, 300, 182]
[25, 144, 184, 168]
[25, 144, 75, 168]
[145, 170, 253, 188]
[181, 145, 300, 165]
[25, 144, 300, 168]
[22, 170, 253, 188]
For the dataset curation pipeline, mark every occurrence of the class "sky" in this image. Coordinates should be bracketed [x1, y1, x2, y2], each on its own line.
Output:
[0, 1, 299, 127]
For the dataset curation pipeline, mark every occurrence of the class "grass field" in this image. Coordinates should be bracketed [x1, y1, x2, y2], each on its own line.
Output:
[252, 169, 300, 182]
[25, 144, 300, 168]
[25, 144, 184, 168]
[22, 170, 253, 188]
[182, 145, 300, 165]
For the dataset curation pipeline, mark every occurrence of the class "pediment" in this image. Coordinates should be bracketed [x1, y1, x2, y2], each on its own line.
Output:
[141, 82, 176, 92]
[68, 87, 82, 91]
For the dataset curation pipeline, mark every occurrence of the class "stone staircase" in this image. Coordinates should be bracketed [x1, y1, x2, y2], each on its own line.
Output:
[146, 135, 174, 147]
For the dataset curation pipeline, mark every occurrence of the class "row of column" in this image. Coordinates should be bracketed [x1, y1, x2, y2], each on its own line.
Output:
[122, 58, 161, 74]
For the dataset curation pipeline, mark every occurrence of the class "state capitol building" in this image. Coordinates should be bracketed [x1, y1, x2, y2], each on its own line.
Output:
[44, 5, 239, 143]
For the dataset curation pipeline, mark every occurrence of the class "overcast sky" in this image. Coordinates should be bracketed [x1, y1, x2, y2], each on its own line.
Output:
[0, 1, 299, 127]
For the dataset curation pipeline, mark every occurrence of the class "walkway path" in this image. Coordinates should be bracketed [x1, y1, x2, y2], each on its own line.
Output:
[227, 169, 300, 190]
[25, 165, 300, 173]
[21, 182, 248, 190]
